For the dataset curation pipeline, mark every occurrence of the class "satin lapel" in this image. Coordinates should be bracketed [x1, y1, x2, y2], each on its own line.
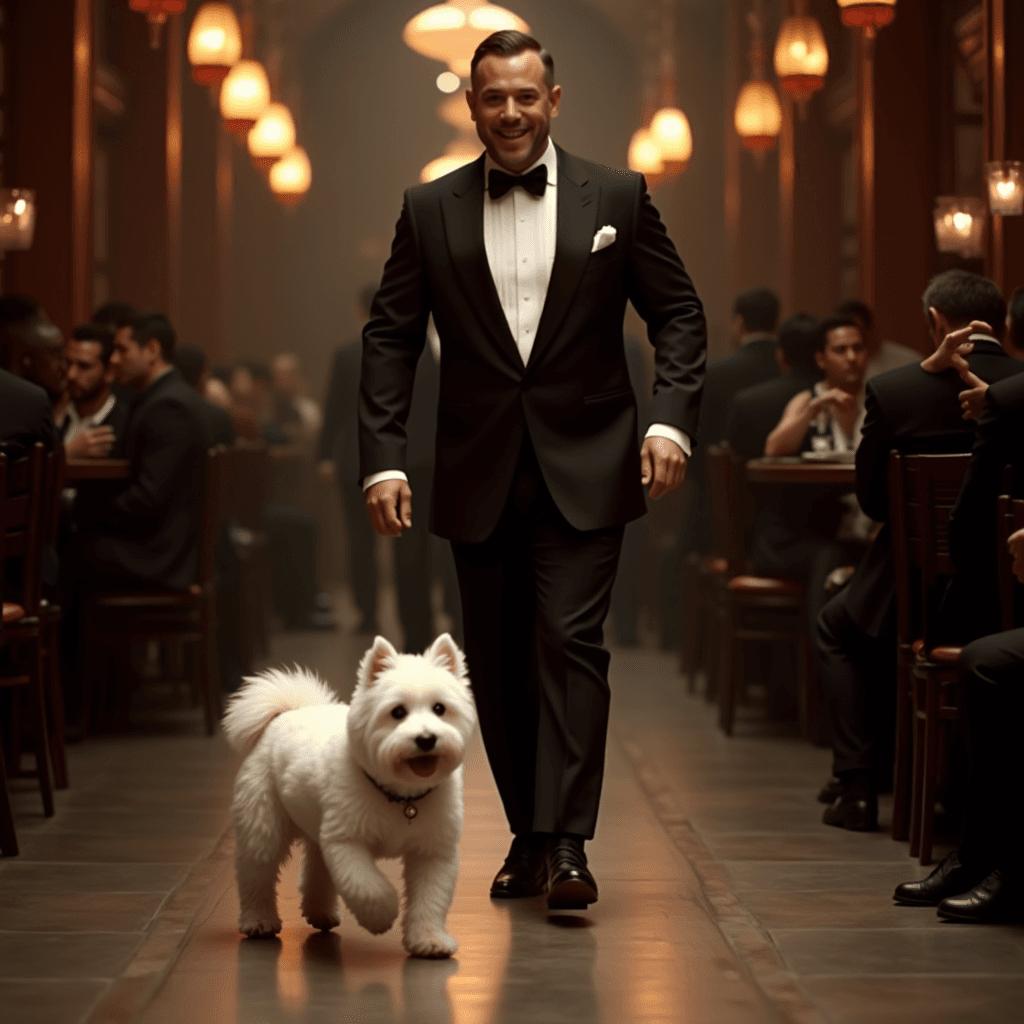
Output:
[439, 156, 523, 369]
[526, 148, 598, 371]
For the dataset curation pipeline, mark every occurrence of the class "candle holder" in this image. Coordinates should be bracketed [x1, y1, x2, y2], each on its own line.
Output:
[0, 188, 36, 251]
[934, 196, 985, 260]
[985, 161, 1024, 217]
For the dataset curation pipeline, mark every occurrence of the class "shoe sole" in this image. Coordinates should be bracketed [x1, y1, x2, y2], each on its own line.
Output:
[892, 895, 942, 907]
[489, 887, 545, 900]
[547, 878, 598, 911]
[937, 906, 1018, 923]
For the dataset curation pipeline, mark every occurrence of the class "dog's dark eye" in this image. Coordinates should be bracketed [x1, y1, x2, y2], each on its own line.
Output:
[391, 706, 407, 720]
[433, 703, 446, 716]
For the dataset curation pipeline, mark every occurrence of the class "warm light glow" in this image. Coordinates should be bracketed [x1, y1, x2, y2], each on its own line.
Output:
[0, 188, 36, 251]
[439, 92, 474, 130]
[985, 161, 1024, 216]
[248, 103, 297, 172]
[403, 0, 530, 77]
[437, 71, 462, 93]
[220, 59, 271, 134]
[129, 0, 187, 47]
[627, 128, 665, 176]
[734, 80, 782, 153]
[187, 2, 242, 87]
[270, 146, 312, 208]
[934, 196, 984, 259]
[649, 107, 693, 172]
[421, 136, 484, 182]
[774, 14, 829, 106]
[836, 0, 897, 34]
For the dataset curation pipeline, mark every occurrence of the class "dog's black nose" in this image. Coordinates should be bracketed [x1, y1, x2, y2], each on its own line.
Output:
[415, 734, 437, 752]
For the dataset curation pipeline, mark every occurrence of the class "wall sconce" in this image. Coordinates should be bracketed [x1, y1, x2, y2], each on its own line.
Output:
[934, 196, 985, 260]
[985, 161, 1024, 217]
[0, 189, 36, 251]
[269, 146, 312, 208]
[188, 2, 242, 89]
[627, 128, 666, 178]
[220, 58, 271, 134]
[836, 0, 897, 36]
[248, 103, 296, 172]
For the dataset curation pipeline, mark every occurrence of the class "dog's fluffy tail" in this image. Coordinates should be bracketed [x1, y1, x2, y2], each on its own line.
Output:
[222, 666, 338, 755]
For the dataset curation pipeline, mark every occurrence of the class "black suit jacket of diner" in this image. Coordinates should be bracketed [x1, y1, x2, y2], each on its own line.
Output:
[82, 367, 210, 590]
[0, 368, 57, 451]
[726, 366, 820, 460]
[358, 147, 707, 543]
[841, 340, 1024, 637]
[940, 373, 1024, 642]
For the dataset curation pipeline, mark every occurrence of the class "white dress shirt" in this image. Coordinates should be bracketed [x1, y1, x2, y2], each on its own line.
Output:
[363, 137, 689, 491]
[60, 392, 117, 447]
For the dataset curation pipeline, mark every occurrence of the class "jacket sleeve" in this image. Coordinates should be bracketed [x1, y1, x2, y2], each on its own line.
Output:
[357, 195, 431, 483]
[101, 399, 206, 532]
[855, 381, 891, 522]
[318, 349, 346, 463]
[624, 177, 707, 444]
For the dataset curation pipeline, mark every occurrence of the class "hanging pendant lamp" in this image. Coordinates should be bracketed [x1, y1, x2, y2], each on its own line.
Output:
[270, 146, 312, 208]
[774, 4, 829, 113]
[220, 58, 271, 134]
[248, 103, 296, 172]
[129, 0, 187, 48]
[187, 2, 242, 88]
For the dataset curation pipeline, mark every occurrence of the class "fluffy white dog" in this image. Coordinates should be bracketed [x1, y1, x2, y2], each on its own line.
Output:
[222, 633, 476, 958]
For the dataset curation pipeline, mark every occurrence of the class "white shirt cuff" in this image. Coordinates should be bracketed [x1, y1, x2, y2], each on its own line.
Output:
[362, 470, 409, 492]
[645, 423, 691, 457]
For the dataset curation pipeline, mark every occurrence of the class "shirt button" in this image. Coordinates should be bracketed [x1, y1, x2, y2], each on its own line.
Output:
[523, 296, 530, 302]
[520, 217, 526, 223]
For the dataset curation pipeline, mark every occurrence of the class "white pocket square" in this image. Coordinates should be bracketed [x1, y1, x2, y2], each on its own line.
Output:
[591, 225, 617, 253]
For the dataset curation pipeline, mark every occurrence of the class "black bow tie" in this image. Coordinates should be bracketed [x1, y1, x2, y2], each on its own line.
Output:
[488, 164, 548, 200]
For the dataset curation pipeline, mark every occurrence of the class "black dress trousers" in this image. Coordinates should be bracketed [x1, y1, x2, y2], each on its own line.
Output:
[452, 436, 624, 840]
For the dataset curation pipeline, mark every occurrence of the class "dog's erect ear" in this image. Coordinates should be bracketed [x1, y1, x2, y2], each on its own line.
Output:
[426, 633, 466, 679]
[358, 635, 399, 689]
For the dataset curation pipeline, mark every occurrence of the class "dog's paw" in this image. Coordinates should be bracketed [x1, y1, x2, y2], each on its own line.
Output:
[303, 908, 341, 932]
[403, 928, 458, 959]
[351, 886, 399, 935]
[239, 911, 282, 939]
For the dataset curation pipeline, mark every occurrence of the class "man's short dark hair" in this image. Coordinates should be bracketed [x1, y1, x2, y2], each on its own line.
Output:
[835, 299, 873, 329]
[359, 285, 377, 320]
[778, 313, 821, 372]
[241, 358, 272, 383]
[922, 269, 1007, 334]
[733, 287, 780, 334]
[92, 300, 137, 329]
[1008, 284, 1024, 352]
[813, 314, 859, 354]
[72, 322, 115, 364]
[471, 31, 554, 89]
[128, 312, 176, 362]
[0, 294, 42, 327]
[174, 343, 208, 388]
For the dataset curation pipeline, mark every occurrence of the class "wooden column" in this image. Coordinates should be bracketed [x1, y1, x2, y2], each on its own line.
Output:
[778, 93, 796, 317]
[166, 14, 183, 327]
[855, 30, 875, 309]
[4, 0, 94, 334]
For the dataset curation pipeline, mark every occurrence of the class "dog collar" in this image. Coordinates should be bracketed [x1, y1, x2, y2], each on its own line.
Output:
[363, 771, 434, 821]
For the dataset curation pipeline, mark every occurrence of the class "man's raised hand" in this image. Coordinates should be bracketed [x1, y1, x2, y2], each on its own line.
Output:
[365, 479, 412, 537]
[920, 319, 991, 376]
[958, 368, 988, 422]
[640, 435, 687, 499]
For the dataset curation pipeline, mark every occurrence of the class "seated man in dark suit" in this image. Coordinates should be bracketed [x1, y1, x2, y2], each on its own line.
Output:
[727, 313, 821, 459]
[61, 323, 131, 459]
[816, 270, 1023, 831]
[661, 286, 781, 647]
[173, 342, 237, 446]
[0, 367, 56, 451]
[0, 294, 67, 430]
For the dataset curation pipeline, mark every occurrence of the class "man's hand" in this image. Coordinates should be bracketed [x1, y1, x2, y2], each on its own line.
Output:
[66, 425, 115, 459]
[640, 436, 687, 499]
[808, 388, 855, 417]
[958, 368, 988, 421]
[365, 479, 412, 537]
[1009, 528, 1024, 584]
[921, 319, 990, 375]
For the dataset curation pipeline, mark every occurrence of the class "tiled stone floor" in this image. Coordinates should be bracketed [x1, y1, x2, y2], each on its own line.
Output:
[3, 636, 1024, 1023]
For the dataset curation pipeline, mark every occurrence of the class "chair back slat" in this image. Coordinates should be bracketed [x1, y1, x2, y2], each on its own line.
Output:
[4, 444, 47, 612]
[705, 443, 750, 572]
[888, 451, 914, 645]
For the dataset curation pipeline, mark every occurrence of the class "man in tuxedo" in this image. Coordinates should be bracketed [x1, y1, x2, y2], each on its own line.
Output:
[358, 31, 706, 910]
[61, 324, 130, 459]
[816, 270, 1023, 830]
[726, 312, 821, 459]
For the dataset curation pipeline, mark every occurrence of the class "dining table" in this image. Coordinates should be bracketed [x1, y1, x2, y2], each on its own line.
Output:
[65, 458, 130, 482]
[745, 456, 857, 488]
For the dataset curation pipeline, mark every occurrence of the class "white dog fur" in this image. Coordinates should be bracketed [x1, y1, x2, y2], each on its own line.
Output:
[222, 633, 477, 958]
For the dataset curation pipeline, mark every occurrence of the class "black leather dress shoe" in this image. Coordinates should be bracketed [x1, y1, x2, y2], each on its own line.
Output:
[937, 870, 1022, 923]
[546, 837, 598, 910]
[893, 851, 986, 906]
[490, 836, 547, 899]
[822, 776, 877, 831]
[817, 776, 843, 804]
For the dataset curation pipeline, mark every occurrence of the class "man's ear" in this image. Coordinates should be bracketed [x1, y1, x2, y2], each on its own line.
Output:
[814, 349, 827, 372]
[775, 348, 789, 373]
[465, 88, 477, 122]
[549, 84, 562, 117]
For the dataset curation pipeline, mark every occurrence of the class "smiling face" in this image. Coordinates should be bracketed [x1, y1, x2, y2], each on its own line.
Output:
[347, 635, 477, 795]
[815, 325, 867, 390]
[467, 50, 561, 173]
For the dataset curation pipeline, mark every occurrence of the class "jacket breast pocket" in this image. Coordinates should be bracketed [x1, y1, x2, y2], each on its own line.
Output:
[583, 386, 634, 406]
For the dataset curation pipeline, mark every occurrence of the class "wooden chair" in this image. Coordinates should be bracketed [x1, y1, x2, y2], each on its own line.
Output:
[0, 444, 55, 823]
[680, 550, 728, 697]
[705, 444, 811, 737]
[0, 452, 20, 856]
[82, 447, 225, 735]
[995, 493, 1024, 632]
[894, 452, 971, 864]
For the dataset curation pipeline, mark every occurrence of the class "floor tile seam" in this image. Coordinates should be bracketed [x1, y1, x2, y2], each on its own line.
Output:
[793, 972, 1024, 980]
[613, 727, 829, 1024]
[0, 929, 157, 936]
[0, 976, 118, 984]
[82, 819, 236, 1024]
[767, 925, 1024, 934]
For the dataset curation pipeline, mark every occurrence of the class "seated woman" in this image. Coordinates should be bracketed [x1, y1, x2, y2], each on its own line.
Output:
[765, 314, 867, 457]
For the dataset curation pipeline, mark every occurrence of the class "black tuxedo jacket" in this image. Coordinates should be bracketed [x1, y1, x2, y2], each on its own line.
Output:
[84, 368, 210, 590]
[359, 146, 706, 542]
[843, 341, 1023, 636]
[727, 367, 820, 459]
[0, 368, 57, 451]
[940, 372, 1024, 641]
